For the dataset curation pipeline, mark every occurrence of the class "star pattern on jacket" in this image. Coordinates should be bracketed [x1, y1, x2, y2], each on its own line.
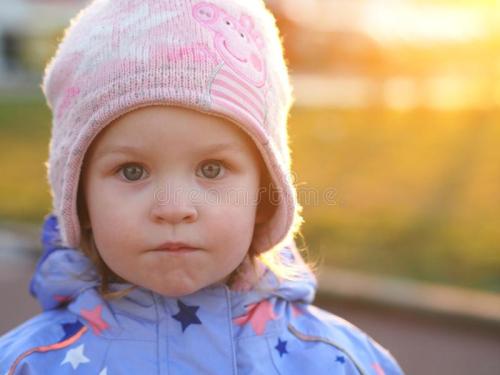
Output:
[233, 299, 278, 335]
[80, 304, 109, 335]
[373, 362, 386, 375]
[60, 344, 90, 369]
[172, 300, 202, 332]
[336, 355, 346, 364]
[59, 320, 84, 342]
[275, 338, 288, 357]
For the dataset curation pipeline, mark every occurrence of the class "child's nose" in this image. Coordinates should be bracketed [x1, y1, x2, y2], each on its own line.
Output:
[150, 184, 199, 224]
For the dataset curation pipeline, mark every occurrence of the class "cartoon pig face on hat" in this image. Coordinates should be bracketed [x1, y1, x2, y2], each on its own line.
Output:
[192, 2, 267, 87]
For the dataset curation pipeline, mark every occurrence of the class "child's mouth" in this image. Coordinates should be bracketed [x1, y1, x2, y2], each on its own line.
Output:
[152, 241, 199, 253]
[156, 248, 197, 253]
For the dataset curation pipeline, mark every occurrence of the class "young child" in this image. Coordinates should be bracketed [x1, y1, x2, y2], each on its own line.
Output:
[0, 0, 404, 373]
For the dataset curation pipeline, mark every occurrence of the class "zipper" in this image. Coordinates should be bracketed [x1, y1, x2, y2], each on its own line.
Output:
[223, 284, 238, 375]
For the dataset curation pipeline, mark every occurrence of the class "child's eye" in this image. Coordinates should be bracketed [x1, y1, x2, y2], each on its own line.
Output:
[119, 163, 147, 182]
[197, 160, 226, 179]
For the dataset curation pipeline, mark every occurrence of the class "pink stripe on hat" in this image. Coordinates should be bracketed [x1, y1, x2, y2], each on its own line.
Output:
[212, 78, 265, 120]
[211, 88, 263, 124]
[218, 68, 265, 106]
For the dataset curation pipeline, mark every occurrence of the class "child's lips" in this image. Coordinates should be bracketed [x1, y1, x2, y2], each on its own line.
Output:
[151, 241, 199, 253]
[156, 247, 197, 253]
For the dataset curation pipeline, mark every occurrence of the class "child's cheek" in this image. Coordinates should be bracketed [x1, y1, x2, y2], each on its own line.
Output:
[86, 175, 147, 225]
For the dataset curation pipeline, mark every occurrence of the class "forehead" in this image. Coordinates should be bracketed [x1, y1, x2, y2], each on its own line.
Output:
[86, 105, 262, 162]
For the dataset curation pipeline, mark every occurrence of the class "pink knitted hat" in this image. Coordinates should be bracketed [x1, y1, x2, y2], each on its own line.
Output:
[41, 0, 303, 253]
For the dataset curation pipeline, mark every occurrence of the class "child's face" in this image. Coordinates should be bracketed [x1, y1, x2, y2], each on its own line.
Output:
[81, 105, 263, 297]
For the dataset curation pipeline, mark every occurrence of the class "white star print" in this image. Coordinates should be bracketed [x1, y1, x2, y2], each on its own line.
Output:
[99, 367, 108, 375]
[60, 344, 90, 369]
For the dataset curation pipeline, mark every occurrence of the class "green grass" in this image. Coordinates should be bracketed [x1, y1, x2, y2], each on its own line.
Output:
[0, 95, 52, 223]
[289, 107, 500, 292]
[1, 97, 499, 292]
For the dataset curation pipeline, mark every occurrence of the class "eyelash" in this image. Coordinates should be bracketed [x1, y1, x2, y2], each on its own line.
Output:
[115, 160, 229, 182]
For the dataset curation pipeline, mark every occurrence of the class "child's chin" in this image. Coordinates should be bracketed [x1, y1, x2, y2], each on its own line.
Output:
[147, 282, 207, 298]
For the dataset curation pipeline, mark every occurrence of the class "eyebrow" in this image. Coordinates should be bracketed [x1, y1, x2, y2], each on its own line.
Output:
[94, 142, 241, 160]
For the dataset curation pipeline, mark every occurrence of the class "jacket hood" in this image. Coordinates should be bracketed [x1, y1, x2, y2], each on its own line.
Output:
[30, 214, 317, 320]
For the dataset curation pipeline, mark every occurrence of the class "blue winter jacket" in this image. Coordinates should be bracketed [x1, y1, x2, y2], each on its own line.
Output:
[0, 215, 404, 374]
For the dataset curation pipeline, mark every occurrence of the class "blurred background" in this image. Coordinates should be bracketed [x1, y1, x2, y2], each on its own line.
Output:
[1, 0, 499, 373]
